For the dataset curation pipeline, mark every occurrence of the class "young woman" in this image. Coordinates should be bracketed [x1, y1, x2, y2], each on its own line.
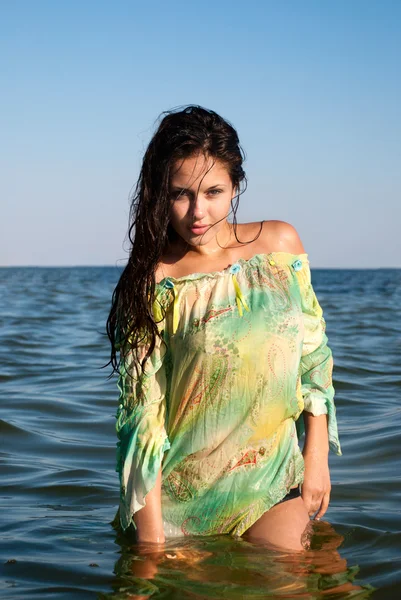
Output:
[107, 105, 341, 552]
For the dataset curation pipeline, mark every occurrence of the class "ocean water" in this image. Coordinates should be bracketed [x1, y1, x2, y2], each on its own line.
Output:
[1, 265, 400, 600]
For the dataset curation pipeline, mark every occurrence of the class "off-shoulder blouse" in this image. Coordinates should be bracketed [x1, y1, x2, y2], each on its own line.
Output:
[114, 252, 341, 537]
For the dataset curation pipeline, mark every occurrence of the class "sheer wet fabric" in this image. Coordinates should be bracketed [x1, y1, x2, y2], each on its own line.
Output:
[114, 252, 341, 537]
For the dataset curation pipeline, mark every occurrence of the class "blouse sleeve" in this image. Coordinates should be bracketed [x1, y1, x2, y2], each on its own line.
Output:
[115, 321, 171, 532]
[294, 257, 342, 456]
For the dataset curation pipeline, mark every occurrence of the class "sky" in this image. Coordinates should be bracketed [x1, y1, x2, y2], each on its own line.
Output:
[1, 0, 400, 268]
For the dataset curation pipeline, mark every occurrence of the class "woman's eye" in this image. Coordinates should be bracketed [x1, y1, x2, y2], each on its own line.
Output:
[171, 190, 188, 199]
[171, 189, 223, 200]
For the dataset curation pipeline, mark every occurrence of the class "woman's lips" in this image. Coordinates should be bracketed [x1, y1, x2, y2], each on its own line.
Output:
[190, 224, 209, 235]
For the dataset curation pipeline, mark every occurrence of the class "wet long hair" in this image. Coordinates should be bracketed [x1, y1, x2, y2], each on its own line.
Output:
[106, 105, 249, 377]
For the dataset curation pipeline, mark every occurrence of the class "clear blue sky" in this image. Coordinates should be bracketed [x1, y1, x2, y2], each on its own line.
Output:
[1, 1, 400, 267]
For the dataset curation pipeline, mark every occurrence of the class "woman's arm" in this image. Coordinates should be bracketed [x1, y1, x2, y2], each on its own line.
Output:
[303, 412, 329, 455]
[302, 412, 331, 519]
[115, 313, 171, 536]
[265, 222, 341, 517]
[133, 467, 165, 543]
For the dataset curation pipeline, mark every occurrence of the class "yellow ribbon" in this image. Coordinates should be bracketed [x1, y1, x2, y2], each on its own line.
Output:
[155, 279, 179, 334]
[172, 287, 179, 334]
[152, 297, 164, 323]
[232, 273, 250, 317]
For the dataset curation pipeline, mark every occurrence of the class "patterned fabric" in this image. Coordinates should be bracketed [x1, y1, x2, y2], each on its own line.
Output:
[114, 252, 341, 537]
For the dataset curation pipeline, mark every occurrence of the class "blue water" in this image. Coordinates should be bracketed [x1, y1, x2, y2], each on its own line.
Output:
[1, 266, 400, 599]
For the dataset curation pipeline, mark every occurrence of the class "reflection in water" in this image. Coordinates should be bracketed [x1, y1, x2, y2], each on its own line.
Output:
[2, 267, 399, 597]
[106, 521, 374, 599]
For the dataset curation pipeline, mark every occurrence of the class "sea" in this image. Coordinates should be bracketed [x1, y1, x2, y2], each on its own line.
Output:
[1, 265, 400, 599]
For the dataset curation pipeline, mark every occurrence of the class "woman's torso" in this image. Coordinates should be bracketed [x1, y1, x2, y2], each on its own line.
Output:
[153, 240, 307, 536]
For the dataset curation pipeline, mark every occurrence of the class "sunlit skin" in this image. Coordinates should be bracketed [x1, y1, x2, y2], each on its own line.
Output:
[132, 153, 332, 554]
[169, 153, 236, 250]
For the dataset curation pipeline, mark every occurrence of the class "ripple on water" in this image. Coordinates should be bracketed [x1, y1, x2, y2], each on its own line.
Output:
[0, 266, 400, 598]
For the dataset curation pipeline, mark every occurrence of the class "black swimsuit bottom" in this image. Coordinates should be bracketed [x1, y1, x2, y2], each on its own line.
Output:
[278, 485, 301, 504]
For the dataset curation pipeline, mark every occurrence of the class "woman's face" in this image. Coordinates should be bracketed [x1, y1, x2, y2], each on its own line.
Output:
[169, 154, 236, 248]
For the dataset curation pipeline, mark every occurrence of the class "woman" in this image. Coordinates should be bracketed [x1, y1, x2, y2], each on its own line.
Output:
[107, 105, 341, 552]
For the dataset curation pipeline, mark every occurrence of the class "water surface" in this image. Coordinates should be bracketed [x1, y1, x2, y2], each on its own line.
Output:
[1, 266, 400, 599]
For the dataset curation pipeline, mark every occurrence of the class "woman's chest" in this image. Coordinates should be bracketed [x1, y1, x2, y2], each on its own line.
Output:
[165, 272, 304, 359]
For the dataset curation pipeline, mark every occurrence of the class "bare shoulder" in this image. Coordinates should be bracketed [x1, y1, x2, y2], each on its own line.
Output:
[258, 220, 306, 254]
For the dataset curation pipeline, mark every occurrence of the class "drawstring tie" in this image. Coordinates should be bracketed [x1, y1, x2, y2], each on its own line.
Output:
[230, 263, 250, 317]
[161, 263, 250, 335]
[152, 296, 164, 323]
[164, 279, 179, 334]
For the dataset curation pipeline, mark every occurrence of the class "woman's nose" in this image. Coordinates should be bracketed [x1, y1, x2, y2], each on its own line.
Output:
[192, 196, 206, 220]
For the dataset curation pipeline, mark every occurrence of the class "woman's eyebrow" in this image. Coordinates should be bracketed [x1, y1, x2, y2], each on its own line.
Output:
[171, 183, 227, 191]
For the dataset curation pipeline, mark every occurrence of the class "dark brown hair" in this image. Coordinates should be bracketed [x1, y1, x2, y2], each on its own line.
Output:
[106, 105, 248, 376]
